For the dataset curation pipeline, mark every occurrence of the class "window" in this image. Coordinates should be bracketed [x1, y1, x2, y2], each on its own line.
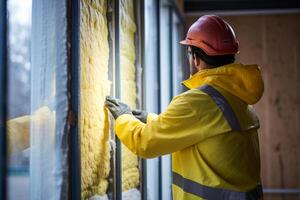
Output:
[1, 1, 185, 199]
[144, 1, 185, 200]
[144, 0, 160, 200]
[6, 0, 71, 199]
[7, 0, 32, 199]
[172, 12, 186, 96]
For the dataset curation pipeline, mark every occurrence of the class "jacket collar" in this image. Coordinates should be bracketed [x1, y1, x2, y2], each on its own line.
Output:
[181, 66, 223, 89]
[181, 63, 264, 105]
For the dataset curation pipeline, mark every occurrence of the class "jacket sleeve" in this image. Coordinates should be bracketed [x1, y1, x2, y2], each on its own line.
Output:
[114, 95, 203, 158]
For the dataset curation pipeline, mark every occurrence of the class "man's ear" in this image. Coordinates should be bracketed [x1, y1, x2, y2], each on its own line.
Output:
[193, 54, 201, 68]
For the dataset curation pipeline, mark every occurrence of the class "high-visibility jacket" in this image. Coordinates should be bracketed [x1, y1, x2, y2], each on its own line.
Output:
[115, 63, 264, 200]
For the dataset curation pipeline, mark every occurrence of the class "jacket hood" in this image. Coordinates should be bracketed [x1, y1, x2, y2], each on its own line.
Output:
[182, 63, 264, 105]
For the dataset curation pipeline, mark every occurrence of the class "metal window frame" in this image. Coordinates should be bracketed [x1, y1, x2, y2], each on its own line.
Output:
[107, 0, 116, 199]
[157, 0, 184, 200]
[156, 1, 163, 200]
[264, 188, 300, 195]
[159, 1, 173, 199]
[112, 1, 149, 200]
[67, 0, 81, 199]
[168, 4, 174, 100]
[134, 0, 148, 199]
[114, 0, 122, 199]
[157, 1, 185, 200]
[169, 1, 187, 94]
[168, 3, 174, 200]
[142, 1, 161, 200]
[0, 0, 7, 199]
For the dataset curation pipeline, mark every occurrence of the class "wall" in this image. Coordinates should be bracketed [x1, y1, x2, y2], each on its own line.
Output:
[175, 0, 184, 15]
[80, 0, 140, 199]
[185, 14, 300, 200]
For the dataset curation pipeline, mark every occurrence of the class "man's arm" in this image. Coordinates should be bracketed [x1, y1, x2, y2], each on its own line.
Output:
[114, 95, 202, 158]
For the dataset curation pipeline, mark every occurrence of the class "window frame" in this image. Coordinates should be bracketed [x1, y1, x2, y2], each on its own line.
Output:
[144, 1, 185, 200]
[0, 0, 8, 198]
[67, 0, 81, 199]
[0, 0, 82, 198]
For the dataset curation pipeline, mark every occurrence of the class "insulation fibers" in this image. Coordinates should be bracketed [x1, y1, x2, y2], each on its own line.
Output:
[80, 0, 111, 199]
[120, 0, 140, 193]
[89, 188, 141, 200]
[80, 0, 139, 198]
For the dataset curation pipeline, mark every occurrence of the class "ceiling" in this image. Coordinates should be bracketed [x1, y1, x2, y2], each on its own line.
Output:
[183, 0, 300, 15]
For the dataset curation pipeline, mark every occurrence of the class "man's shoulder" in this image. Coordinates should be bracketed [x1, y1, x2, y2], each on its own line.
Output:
[177, 88, 211, 99]
[174, 88, 213, 105]
[171, 89, 219, 118]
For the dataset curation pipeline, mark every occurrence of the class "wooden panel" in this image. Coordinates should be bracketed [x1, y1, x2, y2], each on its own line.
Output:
[175, 0, 184, 15]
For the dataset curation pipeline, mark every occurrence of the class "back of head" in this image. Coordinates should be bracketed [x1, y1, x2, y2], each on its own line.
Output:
[190, 45, 235, 67]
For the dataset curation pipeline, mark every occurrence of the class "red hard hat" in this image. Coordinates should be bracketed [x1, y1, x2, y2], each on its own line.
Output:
[180, 15, 239, 56]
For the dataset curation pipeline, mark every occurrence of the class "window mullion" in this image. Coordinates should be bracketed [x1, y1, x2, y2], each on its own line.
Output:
[0, 0, 8, 198]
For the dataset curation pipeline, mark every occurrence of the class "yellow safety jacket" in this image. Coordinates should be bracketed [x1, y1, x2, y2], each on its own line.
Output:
[115, 63, 264, 200]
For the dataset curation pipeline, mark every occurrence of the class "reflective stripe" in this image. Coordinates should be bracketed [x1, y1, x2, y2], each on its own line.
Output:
[172, 172, 263, 200]
[198, 85, 241, 131]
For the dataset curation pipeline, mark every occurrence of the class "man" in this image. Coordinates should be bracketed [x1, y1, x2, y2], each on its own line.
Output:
[106, 15, 264, 200]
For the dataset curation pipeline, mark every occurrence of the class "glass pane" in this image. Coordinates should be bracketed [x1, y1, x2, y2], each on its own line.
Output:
[160, 0, 171, 109]
[159, 1, 172, 200]
[7, 0, 32, 199]
[30, 0, 69, 199]
[144, 1, 160, 200]
[172, 11, 184, 96]
[144, 0, 159, 113]
[7, 0, 70, 199]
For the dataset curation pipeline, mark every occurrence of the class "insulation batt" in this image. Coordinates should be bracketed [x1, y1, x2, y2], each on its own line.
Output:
[120, 0, 140, 194]
[80, 0, 111, 199]
[90, 188, 141, 200]
[81, 0, 140, 198]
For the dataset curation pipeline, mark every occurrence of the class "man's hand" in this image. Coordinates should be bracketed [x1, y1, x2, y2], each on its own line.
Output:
[132, 109, 148, 123]
[105, 96, 132, 119]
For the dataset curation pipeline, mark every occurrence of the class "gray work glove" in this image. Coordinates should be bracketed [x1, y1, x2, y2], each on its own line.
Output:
[132, 109, 148, 123]
[105, 96, 132, 119]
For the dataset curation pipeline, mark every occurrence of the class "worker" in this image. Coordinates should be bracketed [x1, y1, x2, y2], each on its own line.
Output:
[106, 15, 264, 200]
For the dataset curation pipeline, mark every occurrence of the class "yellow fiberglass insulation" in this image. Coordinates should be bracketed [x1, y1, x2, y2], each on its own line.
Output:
[80, 0, 139, 198]
[120, 0, 140, 192]
[80, 0, 111, 199]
